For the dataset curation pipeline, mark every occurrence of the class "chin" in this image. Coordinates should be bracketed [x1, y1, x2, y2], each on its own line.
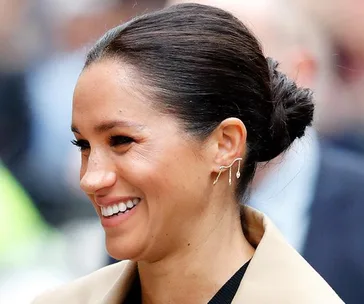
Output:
[105, 235, 146, 261]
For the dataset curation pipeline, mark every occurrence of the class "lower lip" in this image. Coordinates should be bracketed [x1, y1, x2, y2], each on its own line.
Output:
[100, 202, 140, 228]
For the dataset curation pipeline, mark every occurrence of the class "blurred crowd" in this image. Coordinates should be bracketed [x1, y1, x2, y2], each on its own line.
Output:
[1, 0, 363, 303]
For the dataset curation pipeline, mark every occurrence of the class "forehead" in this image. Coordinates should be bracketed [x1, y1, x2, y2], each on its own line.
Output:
[74, 59, 135, 107]
[72, 59, 156, 123]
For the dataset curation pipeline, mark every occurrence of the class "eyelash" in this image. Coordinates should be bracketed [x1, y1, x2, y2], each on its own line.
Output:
[71, 136, 134, 151]
[71, 139, 89, 151]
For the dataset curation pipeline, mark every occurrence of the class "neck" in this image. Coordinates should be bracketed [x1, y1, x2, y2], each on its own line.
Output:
[137, 199, 254, 304]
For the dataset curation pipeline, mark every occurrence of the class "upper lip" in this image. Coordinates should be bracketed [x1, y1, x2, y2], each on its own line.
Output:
[95, 196, 140, 207]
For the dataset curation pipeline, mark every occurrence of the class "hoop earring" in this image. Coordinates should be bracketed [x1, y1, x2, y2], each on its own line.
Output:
[213, 157, 242, 186]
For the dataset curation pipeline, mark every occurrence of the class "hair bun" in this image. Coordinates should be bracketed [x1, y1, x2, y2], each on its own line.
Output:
[254, 58, 314, 162]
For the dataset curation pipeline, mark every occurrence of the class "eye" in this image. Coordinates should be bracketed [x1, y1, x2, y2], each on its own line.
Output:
[71, 139, 90, 151]
[109, 135, 134, 147]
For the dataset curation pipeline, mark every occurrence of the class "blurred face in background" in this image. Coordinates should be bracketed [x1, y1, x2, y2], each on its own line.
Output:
[296, 0, 364, 129]
[72, 59, 215, 262]
[0, 0, 44, 70]
[297, 0, 364, 58]
[46, 0, 167, 52]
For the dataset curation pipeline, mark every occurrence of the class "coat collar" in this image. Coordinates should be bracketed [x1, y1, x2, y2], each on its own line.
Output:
[101, 206, 343, 303]
[231, 207, 342, 303]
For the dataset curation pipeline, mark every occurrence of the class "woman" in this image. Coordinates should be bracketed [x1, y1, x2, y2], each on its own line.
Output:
[33, 3, 343, 303]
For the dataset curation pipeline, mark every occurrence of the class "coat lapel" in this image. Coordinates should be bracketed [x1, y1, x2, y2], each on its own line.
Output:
[101, 261, 137, 304]
[232, 207, 343, 303]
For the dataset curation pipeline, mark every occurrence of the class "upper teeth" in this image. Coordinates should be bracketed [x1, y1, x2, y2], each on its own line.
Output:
[101, 198, 140, 217]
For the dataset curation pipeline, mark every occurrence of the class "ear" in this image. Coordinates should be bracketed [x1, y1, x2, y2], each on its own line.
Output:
[210, 118, 247, 172]
[286, 48, 317, 88]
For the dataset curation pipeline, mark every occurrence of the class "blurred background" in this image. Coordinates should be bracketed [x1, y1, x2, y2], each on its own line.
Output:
[0, 0, 363, 303]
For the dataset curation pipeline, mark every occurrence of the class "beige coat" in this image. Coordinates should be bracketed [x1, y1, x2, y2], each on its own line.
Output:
[32, 207, 344, 303]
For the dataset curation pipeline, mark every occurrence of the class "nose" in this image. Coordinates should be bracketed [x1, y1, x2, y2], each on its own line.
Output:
[80, 171, 116, 195]
[80, 152, 116, 195]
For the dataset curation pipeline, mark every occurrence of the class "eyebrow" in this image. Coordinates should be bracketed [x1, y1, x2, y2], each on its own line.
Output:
[71, 120, 144, 134]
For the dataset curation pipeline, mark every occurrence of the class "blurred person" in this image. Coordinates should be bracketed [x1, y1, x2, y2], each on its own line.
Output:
[296, 0, 364, 81]
[0, 0, 54, 230]
[0, 72, 31, 170]
[33, 4, 342, 303]
[0, 0, 46, 72]
[296, 0, 364, 155]
[0, 0, 47, 180]
[167, 0, 364, 303]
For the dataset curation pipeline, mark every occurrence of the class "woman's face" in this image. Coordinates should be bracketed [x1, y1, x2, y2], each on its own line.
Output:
[72, 59, 214, 261]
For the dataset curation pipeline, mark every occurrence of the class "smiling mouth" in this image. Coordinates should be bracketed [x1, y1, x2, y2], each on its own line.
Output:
[101, 198, 141, 218]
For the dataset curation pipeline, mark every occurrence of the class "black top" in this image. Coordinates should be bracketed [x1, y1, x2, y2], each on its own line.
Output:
[123, 260, 250, 304]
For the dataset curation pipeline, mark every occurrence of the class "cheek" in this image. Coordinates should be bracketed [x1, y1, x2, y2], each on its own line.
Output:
[115, 153, 168, 194]
[121, 149, 205, 205]
[113, 137, 208, 205]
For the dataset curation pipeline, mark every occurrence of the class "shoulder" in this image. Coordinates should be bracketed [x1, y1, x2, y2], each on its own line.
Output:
[32, 261, 129, 304]
[319, 143, 364, 179]
[318, 143, 364, 194]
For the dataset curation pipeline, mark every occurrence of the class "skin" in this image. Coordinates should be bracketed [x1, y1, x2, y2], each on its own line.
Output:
[72, 58, 254, 303]
[296, 0, 364, 59]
